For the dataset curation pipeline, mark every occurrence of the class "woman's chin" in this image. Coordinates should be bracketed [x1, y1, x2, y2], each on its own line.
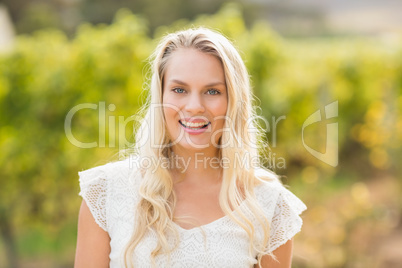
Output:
[172, 139, 216, 153]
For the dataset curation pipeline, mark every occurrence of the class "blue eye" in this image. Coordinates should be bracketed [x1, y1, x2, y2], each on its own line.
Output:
[207, 89, 220, 95]
[173, 88, 185, 93]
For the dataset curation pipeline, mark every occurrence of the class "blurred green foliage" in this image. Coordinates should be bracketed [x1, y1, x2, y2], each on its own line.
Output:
[0, 4, 401, 267]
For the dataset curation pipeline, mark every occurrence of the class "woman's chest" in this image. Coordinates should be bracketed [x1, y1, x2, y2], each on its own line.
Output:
[173, 181, 225, 230]
[173, 193, 225, 230]
[131, 222, 258, 268]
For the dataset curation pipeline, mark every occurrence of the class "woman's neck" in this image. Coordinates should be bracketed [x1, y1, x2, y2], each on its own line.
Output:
[169, 146, 222, 185]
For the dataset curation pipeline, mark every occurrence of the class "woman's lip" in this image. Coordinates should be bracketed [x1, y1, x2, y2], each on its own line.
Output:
[180, 122, 210, 135]
[179, 120, 211, 129]
[180, 118, 210, 124]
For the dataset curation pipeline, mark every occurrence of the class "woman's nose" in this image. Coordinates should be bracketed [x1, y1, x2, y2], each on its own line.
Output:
[185, 93, 205, 114]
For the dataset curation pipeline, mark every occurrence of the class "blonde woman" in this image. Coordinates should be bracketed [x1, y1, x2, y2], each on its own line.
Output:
[74, 28, 306, 268]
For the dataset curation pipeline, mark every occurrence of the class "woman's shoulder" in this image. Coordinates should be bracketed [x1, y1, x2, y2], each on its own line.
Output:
[78, 155, 143, 210]
[77, 155, 142, 232]
[252, 168, 307, 252]
[252, 167, 307, 218]
[78, 155, 141, 186]
[253, 167, 283, 194]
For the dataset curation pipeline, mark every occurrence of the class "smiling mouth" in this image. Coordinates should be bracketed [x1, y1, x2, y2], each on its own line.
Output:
[179, 120, 211, 130]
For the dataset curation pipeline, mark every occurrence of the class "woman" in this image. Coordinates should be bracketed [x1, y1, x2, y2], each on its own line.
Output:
[74, 27, 306, 268]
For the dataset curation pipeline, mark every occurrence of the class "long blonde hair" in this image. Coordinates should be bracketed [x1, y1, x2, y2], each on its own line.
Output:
[124, 27, 279, 267]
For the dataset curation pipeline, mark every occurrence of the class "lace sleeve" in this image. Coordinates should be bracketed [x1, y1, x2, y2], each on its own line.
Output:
[78, 165, 109, 232]
[268, 186, 307, 252]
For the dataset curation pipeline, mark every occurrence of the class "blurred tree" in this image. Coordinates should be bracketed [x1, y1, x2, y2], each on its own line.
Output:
[16, 2, 62, 33]
[1, 0, 261, 36]
[0, 11, 150, 266]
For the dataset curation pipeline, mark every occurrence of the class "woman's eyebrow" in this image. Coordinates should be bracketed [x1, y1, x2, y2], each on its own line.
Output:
[169, 79, 189, 86]
[169, 79, 226, 87]
[205, 81, 226, 87]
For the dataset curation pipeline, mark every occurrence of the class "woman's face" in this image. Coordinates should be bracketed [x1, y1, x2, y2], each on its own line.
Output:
[162, 48, 228, 153]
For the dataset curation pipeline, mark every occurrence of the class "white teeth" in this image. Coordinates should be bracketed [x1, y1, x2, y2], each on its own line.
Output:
[181, 120, 209, 128]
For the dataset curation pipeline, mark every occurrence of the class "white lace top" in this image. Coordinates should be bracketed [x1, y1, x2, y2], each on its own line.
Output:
[78, 158, 306, 267]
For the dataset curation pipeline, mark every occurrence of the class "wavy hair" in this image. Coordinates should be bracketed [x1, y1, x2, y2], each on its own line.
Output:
[123, 27, 279, 267]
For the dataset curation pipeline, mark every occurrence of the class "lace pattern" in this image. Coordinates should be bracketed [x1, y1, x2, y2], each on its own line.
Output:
[78, 165, 109, 231]
[267, 185, 306, 252]
[78, 159, 307, 267]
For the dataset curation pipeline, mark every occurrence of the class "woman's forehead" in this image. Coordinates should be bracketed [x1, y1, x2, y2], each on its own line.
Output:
[164, 48, 226, 85]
